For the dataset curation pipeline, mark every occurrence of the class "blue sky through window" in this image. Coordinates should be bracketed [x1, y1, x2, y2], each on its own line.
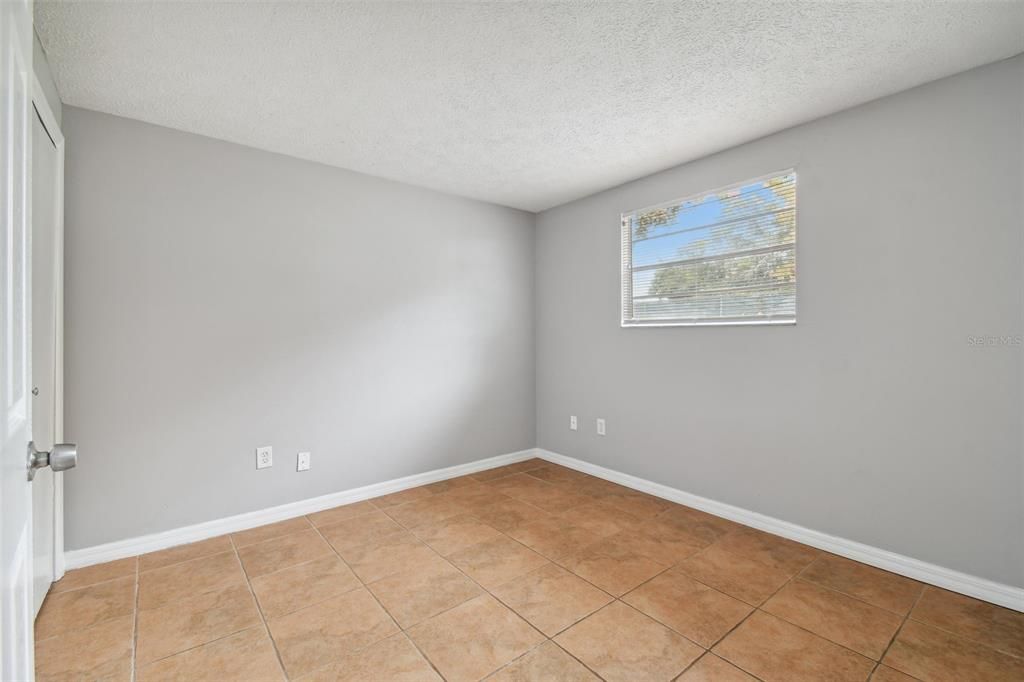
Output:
[629, 176, 795, 298]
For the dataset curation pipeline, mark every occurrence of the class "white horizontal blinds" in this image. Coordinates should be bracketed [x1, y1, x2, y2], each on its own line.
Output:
[622, 171, 797, 325]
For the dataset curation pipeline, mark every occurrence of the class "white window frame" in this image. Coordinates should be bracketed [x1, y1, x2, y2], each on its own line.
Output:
[620, 169, 798, 328]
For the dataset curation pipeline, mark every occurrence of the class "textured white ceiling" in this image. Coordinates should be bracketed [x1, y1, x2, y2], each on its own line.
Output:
[36, 1, 1024, 211]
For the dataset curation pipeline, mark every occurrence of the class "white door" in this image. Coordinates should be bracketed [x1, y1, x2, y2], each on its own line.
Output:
[31, 97, 61, 616]
[1, 0, 38, 678]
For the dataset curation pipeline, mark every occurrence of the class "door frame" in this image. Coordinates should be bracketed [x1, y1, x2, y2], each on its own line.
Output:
[30, 70, 65, 583]
[2, 0, 36, 676]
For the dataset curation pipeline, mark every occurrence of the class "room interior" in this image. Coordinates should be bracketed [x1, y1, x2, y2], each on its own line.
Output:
[2, 1, 1022, 681]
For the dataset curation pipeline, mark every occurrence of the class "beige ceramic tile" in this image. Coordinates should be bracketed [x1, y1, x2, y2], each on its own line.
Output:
[517, 485, 593, 514]
[524, 465, 591, 486]
[491, 563, 613, 636]
[50, 557, 137, 594]
[230, 516, 312, 548]
[35, 575, 135, 639]
[601, 490, 674, 518]
[713, 611, 874, 681]
[139, 535, 234, 572]
[306, 500, 377, 527]
[317, 510, 406, 552]
[337, 531, 438, 583]
[605, 526, 704, 565]
[407, 594, 545, 682]
[443, 484, 507, 510]
[555, 601, 702, 682]
[136, 583, 261, 664]
[515, 458, 548, 471]
[559, 537, 668, 596]
[559, 502, 641, 537]
[250, 554, 360, 618]
[801, 554, 923, 615]
[267, 587, 399, 678]
[572, 478, 634, 499]
[411, 513, 502, 556]
[487, 641, 599, 681]
[423, 475, 480, 494]
[678, 543, 792, 605]
[384, 494, 468, 528]
[471, 462, 544, 482]
[473, 498, 551, 533]
[488, 473, 553, 497]
[712, 528, 819, 574]
[677, 654, 758, 681]
[296, 633, 442, 682]
[137, 626, 284, 681]
[448, 535, 549, 590]
[470, 466, 522, 482]
[372, 486, 434, 509]
[491, 476, 589, 513]
[137, 551, 247, 611]
[35, 614, 133, 682]
[910, 586, 1024, 658]
[870, 666, 919, 681]
[236, 528, 333, 578]
[368, 554, 483, 628]
[763, 579, 903, 659]
[505, 515, 603, 563]
[656, 505, 740, 544]
[882, 619, 1024, 682]
[623, 566, 753, 647]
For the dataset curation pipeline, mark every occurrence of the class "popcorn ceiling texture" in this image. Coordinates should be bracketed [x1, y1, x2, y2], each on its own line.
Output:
[34, 1, 1024, 211]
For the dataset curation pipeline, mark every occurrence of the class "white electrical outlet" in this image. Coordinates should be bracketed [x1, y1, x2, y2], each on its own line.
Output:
[569, 415, 578, 431]
[596, 418, 606, 436]
[296, 451, 311, 472]
[256, 446, 273, 469]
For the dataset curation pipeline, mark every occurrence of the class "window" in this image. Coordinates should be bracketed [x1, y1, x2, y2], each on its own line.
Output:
[621, 170, 797, 327]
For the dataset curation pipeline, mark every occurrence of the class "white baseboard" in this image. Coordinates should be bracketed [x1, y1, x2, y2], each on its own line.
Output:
[64, 448, 540, 570]
[66, 445, 1022, 612]
[536, 449, 1023, 612]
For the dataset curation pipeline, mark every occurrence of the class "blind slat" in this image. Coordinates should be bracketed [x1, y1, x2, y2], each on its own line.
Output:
[622, 170, 797, 326]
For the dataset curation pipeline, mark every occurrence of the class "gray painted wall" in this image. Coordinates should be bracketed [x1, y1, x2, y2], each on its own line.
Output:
[535, 56, 1023, 588]
[63, 107, 535, 549]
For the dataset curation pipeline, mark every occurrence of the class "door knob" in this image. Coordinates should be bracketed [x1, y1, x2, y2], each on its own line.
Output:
[27, 441, 77, 481]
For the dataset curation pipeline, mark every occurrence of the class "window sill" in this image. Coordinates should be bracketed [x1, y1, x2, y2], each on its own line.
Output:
[621, 317, 796, 328]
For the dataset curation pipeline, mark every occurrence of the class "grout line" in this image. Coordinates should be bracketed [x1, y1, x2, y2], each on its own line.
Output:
[305, 517, 451, 682]
[45, 570, 137, 597]
[136, 544, 232, 575]
[45, 461, 1011, 682]
[480, 638, 553, 680]
[548, 639, 609, 681]
[681, 539, 817, 679]
[794, 577, 914, 617]
[119, 554, 274, 670]
[672, 651, 769, 682]
[228, 534, 290, 680]
[896, 593, 1024, 662]
[870, 584, 928, 678]
[365, 483, 600, 679]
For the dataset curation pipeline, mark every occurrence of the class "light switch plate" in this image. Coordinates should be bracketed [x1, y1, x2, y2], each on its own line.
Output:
[297, 451, 311, 472]
[596, 418, 606, 436]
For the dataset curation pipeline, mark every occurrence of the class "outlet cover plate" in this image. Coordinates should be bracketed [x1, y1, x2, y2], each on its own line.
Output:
[297, 451, 311, 472]
[256, 446, 273, 469]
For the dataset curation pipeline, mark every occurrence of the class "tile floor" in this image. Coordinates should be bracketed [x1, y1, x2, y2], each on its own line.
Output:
[35, 458, 1024, 681]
